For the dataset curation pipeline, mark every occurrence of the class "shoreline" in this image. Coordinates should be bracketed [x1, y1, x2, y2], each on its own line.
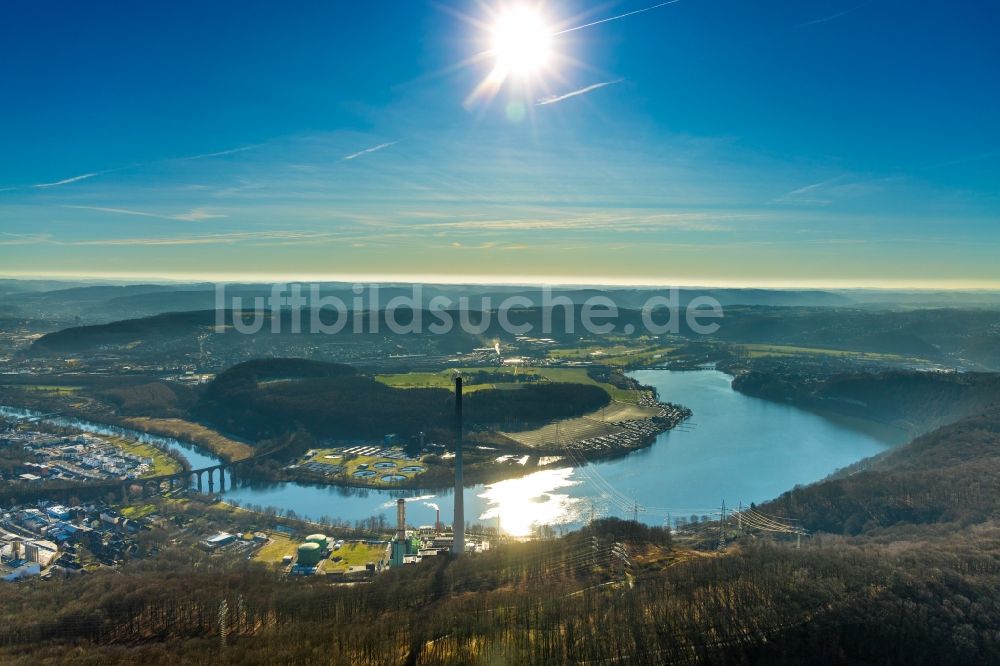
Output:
[3, 367, 902, 504]
[720, 370, 917, 447]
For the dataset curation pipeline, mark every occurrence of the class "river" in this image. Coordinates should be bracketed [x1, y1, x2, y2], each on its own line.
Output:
[1, 369, 907, 537]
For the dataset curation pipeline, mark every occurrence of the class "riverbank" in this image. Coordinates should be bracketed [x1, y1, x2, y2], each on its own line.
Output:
[6, 369, 903, 535]
[122, 417, 255, 461]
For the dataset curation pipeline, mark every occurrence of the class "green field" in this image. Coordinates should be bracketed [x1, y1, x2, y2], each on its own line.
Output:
[547, 345, 675, 367]
[375, 371, 498, 392]
[121, 503, 157, 519]
[738, 344, 910, 361]
[253, 533, 299, 566]
[377, 367, 642, 404]
[548, 345, 641, 360]
[0, 384, 82, 395]
[524, 367, 640, 404]
[324, 541, 388, 572]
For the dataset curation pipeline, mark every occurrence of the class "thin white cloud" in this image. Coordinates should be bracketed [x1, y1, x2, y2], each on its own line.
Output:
[63, 205, 162, 219]
[441, 241, 529, 251]
[72, 230, 335, 247]
[170, 144, 260, 162]
[772, 175, 886, 205]
[171, 208, 228, 221]
[63, 205, 227, 221]
[537, 79, 623, 106]
[0, 233, 54, 246]
[0, 230, 341, 248]
[795, 1, 874, 29]
[343, 141, 398, 161]
[1, 144, 260, 192]
[416, 211, 741, 233]
[771, 177, 844, 205]
[32, 172, 101, 189]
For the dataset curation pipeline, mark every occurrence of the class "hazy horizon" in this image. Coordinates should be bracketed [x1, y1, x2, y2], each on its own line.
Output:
[3, 272, 1000, 292]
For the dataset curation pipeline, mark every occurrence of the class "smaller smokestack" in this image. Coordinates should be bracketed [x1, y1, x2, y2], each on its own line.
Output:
[396, 498, 406, 544]
[436, 508, 441, 534]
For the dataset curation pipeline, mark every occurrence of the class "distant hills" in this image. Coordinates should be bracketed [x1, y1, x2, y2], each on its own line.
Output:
[5, 278, 1000, 327]
[30, 310, 221, 353]
[17, 283, 858, 321]
[26, 303, 1000, 370]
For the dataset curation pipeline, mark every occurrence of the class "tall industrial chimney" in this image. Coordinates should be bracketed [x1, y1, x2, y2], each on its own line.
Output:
[452, 376, 465, 555]
[396, 498, 406, 544]
[436, 508, 441, 535]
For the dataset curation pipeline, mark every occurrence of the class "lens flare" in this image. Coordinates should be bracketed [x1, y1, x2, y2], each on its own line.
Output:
[491, 6, 552, 75]
[465, 4, 557, 108]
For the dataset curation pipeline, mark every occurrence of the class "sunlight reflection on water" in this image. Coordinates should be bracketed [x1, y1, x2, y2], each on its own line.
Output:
[477, 467, 582, 536]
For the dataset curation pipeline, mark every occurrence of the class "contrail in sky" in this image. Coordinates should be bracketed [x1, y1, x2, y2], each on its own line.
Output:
[63, 205, 227, 221]
[554, 0, 682, 36]
[343, 141, 398, 161]
[32, 172, 102, 189]
[2, 144, 260, 193]
[537, 79, 624, 105]
[794, 1, 875, 29]
[170, 144, 261, 161]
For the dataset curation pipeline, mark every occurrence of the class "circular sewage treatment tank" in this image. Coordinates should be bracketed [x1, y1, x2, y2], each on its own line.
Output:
[297, 542, 323, 567]
[305, 533, 328, 550]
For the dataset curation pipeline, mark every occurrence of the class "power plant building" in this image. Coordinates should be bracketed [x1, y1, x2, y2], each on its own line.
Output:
[391, 499, 421, 567]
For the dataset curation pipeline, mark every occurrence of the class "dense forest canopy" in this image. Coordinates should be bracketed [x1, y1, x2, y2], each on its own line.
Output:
[764, 409, 1000, 536]
[195, 358, 610, 442]
[2, 516, 999, 664]
[734, 369, 1000, 434]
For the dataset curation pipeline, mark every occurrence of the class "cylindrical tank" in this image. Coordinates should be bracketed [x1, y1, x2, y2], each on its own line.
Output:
[297, 542, 322, 566]
[305, 533, 328, 550]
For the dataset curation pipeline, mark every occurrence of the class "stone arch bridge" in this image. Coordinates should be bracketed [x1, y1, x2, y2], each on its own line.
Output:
[120, 458, 253, 501]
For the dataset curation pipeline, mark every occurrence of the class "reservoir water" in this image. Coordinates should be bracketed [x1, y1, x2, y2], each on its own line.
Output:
[2, 370, 907, 536]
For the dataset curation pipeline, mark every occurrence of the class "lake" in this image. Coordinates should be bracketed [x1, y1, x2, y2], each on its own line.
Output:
[3, 370, 906, 536]
[221, 369, 907, 535]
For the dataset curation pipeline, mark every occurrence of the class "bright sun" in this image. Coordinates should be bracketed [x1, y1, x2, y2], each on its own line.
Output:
[491, 7, 552, 76]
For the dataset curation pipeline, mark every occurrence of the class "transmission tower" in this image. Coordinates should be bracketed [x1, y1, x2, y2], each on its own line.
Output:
[718, 500, 727, 551]
[218, 599, 229, 649]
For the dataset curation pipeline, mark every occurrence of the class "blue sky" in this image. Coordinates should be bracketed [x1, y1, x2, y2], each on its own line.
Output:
[1, 0, 998, 286]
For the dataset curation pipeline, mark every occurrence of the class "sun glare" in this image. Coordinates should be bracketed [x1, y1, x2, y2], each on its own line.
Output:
[464, 3, 560, 109]
[491, 7, 552, 76]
